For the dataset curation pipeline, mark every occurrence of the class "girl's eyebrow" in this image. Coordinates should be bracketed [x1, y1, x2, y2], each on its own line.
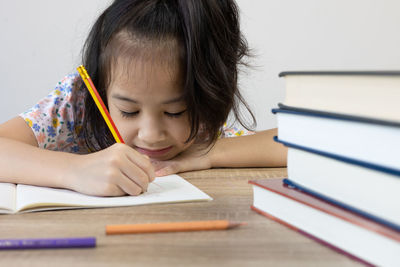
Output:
[112, 94, 139, 103]
[112, 94, 184, 104]
[162, 95, 185, 104]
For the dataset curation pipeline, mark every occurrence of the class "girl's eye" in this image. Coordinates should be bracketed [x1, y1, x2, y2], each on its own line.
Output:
[165, 110, 187, 118]
[120, 111, 139, 118]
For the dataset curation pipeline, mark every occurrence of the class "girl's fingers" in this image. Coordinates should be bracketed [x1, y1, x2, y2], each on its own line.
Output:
[125, 148, 155, 182]
[116, 170, 143, 196]
[121, 155, 151, 192]
[102, 184, 126, 197]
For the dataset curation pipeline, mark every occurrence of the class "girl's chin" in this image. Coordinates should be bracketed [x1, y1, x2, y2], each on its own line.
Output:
[149, 151, 179, 161]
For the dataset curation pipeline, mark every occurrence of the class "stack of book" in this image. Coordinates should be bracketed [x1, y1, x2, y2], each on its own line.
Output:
[250, 71, 400, 266]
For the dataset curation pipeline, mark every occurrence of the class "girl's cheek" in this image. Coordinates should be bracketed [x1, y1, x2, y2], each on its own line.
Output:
[173, 120, 191, 141]
[115, 120, 136, 141]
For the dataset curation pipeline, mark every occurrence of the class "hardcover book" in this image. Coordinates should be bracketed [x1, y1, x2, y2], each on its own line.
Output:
[273, 104, 400, 170]
[275, 138, 400, 227]
[250, 178, 400, 267]
[279, 70, 400, 122]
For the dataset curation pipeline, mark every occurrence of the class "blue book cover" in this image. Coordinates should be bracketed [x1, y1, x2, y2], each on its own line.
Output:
[272, 103, 400, 172]
[274, 136, 400, 178]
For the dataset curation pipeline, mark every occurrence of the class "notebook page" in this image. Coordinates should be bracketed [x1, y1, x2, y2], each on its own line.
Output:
[15, 175, 212, 212]
[0, 183, 17, 213]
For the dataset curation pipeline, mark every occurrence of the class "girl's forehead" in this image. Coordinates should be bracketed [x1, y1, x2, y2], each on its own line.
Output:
[112, 56, 182, 84]
[109, 56, 184, 97]
[106, 32, 184, 94]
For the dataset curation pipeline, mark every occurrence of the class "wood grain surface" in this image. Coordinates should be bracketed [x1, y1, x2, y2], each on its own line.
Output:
[0, 168, 363, 266]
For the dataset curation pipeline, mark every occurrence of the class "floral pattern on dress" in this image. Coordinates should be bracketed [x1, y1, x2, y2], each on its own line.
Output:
[220, 123, 255, 138]
[19, 72, 89, 154]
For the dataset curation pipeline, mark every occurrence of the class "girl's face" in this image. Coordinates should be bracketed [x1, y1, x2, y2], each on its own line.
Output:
[107, 58, 193, 161]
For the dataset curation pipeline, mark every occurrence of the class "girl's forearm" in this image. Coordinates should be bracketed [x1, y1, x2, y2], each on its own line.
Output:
[209, 128, 287, 168]
[0, 137, 77, 188]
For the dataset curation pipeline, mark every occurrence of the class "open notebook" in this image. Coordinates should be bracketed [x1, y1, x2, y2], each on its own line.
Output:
[0, 175, 212, 214]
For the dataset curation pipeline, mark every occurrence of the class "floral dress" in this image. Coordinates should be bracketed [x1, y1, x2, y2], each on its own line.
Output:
[20, 73, 254, 154]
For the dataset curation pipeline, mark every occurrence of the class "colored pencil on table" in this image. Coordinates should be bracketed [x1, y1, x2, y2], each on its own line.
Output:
[77, 65, 124, 143]
[0, 237, 96, 250]
[106, 220, 246, 235]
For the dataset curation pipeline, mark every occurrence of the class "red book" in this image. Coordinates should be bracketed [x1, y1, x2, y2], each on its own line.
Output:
[249, 178, 400, 267]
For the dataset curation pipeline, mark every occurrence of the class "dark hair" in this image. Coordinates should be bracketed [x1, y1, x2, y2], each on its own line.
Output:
[79, 0, 255, 151]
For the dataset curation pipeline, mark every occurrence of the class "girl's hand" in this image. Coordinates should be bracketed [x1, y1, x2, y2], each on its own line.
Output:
[152, 144, 213, 177]
[66, 143, 155, 196]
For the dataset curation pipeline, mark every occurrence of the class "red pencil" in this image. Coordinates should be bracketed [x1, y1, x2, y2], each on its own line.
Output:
[77, 65, 125, 143]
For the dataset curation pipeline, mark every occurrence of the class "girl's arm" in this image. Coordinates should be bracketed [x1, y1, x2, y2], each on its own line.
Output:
[153, 128, 287, 176]
[0, 116, 75, 188]
[0, 117, 154, 196]
[209, 128, 287, 168]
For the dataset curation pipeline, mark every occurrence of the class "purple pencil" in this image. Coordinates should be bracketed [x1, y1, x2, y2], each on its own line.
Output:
[0, 237, 96, 249]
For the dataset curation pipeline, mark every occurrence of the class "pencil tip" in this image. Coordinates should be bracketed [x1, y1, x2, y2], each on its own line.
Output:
[229, 221, 247, 229]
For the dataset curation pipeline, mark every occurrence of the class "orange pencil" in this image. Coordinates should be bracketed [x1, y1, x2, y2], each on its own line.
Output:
[106, 220, 245, 235]
[77, 65, 125, 144]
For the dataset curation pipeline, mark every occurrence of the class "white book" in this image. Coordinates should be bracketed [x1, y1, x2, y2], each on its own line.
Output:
[250, 178, 400, 267]
[0, 175, 212, 214]
[274, 104, 400, 170]
[285, 146, 400, 227]
[280, 71, 400, 122]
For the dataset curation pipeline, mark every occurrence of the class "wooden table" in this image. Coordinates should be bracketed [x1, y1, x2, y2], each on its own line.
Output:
[0, 168, 362, 266]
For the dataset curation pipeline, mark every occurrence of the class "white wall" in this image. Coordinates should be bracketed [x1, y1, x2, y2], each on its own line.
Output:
[0, 0, 112, 123]
[1, 0, 400, 129]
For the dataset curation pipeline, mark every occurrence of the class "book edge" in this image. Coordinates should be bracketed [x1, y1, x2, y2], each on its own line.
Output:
[279, 70, 400, 77]
[17, 197, 213, 214]
[272, 103, 400, 127]
[250, 205, 374, 266]
[0, 183, 17, 214]
[274, 137, 400, 177]
[249, 179, 400, 240]
[283, 178, 400, 233]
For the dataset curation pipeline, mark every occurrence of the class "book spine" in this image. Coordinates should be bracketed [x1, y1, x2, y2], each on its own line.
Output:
[250, 205, 373, 267]
[274, 136, 400, 177]
[272, 104, 400, 127]
[283, 178, 400, 232]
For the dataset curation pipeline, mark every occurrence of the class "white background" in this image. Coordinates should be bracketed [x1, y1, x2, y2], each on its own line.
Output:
[1, 0, 400, 129]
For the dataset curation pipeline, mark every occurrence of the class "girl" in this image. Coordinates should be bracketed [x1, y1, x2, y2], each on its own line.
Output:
[0, 0, 286, 196]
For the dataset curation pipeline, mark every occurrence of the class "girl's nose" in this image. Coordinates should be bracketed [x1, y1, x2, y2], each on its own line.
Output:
[137, 118, 166, 145]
